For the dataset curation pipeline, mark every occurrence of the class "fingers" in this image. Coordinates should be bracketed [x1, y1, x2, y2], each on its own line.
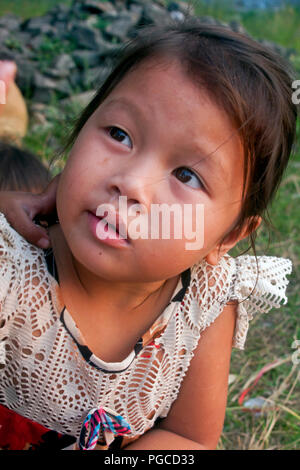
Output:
[0, 61, 17, 117]
[10, 209, 50, 249]
[0, 60, 17, 76]
[0, 191, 51, 249]
[0, 60, 17, 84]
[0, 175, 60, 249]
[37, 173, 60, 215]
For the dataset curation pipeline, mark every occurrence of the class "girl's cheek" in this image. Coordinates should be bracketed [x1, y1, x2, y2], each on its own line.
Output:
[100, 156, 111, 166]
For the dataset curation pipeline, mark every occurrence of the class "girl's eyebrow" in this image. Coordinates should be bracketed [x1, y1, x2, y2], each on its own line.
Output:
[192, 151, 226, 177]
[101, 97, 146, 121]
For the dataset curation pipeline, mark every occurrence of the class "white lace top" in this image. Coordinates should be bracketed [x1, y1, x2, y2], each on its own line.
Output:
[0, 212, 292, 449]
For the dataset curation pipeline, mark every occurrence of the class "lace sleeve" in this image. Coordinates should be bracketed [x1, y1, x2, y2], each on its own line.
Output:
[231, 255, 292, 350]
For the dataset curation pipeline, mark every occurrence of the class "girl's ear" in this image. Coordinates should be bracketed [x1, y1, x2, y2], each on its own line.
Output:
[205, 216, 262, 266]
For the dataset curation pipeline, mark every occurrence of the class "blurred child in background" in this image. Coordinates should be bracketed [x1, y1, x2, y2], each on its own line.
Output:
[0, 141, 50, 194]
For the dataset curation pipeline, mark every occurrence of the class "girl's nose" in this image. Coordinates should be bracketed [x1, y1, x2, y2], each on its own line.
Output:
[108, 177, 148, 213]
[107, 164, 161, 212]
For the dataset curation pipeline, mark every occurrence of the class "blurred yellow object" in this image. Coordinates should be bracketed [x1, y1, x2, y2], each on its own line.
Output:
[0, 80, 28, 147]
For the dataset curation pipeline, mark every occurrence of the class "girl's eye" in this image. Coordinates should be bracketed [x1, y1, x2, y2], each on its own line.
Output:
[107, 126, 132, 149]
[173, 167, 205, 190]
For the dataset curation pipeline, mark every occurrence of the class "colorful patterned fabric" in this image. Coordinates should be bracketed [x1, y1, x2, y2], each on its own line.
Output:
[79, 407, 131, 450]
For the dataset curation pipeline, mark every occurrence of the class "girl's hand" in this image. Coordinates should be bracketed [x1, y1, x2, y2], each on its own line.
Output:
[0, 174, 60, 249]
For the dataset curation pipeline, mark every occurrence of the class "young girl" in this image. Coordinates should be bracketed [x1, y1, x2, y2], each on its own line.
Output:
[0, 19, 297, 450]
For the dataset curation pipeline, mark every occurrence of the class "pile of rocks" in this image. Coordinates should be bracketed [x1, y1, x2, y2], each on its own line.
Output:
[0, 0, 296, 105]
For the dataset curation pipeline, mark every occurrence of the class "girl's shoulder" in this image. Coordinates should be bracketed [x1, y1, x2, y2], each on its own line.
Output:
[0, 212, 23, 276]
[0, 211, 39, 261]
[0, 211, 45, 287]
[188, 253, 292, 350]
[0, 212, 40, 318]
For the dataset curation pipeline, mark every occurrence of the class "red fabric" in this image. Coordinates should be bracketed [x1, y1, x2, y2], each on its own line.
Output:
[0, 404, 50, 450]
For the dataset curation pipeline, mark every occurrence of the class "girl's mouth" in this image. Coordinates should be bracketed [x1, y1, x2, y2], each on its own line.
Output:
[98, 215, 119, 234]
[87, 211, 130, 247]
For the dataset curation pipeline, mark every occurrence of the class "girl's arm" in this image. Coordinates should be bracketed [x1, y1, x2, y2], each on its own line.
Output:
[0, 174, 60, 249]
[123, 302, 237, 450]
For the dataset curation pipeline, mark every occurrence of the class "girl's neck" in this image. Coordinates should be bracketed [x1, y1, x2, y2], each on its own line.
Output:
[48, 224, 179, 320]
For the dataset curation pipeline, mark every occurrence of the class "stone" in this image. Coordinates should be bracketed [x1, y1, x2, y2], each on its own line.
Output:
[67, 68, 83, 89]
[21, 16, 54, 35]
[82, 65, 111, 88]
[48, 54, 76, 78]
[128, 3, 143, 16]
[104, 12, 142, 40]
[172, 1, 195, 15]
[31, 88, 55, 104]
[12, 31, 32, 46]
[61, 90, 97, 109]
[33, 71, 72, 100]
[94, 36, 122, 57]
[229, 20, 248, 35]
[141, 3, 172, 26]
[14, 58, 35, 94]
[0, 29, 10, 43]
[72, 50, 101, 69]
[170, 10, 185, 22]
[30, 102, 47, 113]
[30, 109, 48, 127]
[84, 15, 100, 29]
[0, 46, 15, 61]
[54, 21, 69, 38]
[33, 71, 58, 89]
[198, 16, 219, 25]
[30, 35, 50, 51]
[48, 4, 71, 22]
[81, 1, 117, 15]
[0, 14, 21, 31]
[70, 23, 103, 50]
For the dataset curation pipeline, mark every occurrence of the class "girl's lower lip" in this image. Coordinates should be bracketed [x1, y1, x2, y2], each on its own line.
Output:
[87, 211, 130, 247]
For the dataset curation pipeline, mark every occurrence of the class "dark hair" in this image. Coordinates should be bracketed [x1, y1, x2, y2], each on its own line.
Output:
[0, 141, 51, 193]
[55, 16, 298, 256]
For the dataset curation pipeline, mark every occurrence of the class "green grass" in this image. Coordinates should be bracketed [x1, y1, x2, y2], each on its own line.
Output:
[241, 6, 300, 54]
[184, 1, 300, 55]
[0, 0, 72, 18]
[224, 121, 300, 450]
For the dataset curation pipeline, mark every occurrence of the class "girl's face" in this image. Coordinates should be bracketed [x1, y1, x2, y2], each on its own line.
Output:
[56, 57, 245, 283]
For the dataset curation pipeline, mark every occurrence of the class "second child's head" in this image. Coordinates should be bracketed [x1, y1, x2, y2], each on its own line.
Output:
[54, 19, 297, 284]
[0, 142, 51, 194]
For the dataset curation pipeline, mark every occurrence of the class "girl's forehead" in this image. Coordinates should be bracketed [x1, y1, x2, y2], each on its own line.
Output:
[109, 57, 202, 103]
[101, 59, 226, 129]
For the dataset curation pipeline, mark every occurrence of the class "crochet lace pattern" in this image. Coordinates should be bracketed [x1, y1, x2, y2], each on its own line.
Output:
[0, 213, 292, 446]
